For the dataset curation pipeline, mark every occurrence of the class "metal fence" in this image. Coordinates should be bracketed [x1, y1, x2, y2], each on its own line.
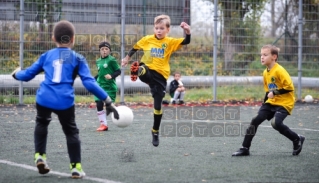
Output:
[0, 0, 318, 104]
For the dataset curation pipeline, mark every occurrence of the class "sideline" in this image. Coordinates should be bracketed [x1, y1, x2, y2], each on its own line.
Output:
[190, 120, 319, 132]
[260, 125, 319, 132]
[0, 160, 121, 183]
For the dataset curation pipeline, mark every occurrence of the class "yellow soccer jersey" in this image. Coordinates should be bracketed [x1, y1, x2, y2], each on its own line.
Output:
[133, 35, 184, 80]
[263, 63, 295, 114]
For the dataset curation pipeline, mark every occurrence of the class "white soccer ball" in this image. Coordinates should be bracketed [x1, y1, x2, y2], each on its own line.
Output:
[111, 105, 134, 128]
[304, 95, 314, 103]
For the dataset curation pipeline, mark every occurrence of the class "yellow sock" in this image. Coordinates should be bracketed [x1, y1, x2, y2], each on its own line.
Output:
[152, 129, 159, 133]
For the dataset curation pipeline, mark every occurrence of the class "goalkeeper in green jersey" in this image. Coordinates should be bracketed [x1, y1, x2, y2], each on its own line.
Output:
[94, 41, 121, 131]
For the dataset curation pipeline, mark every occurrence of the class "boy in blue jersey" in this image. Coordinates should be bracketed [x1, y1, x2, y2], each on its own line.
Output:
[11, 20, 119, 179]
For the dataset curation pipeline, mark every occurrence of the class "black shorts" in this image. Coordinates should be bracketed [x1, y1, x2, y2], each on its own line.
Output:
[139, 66, 167, 98]
[258, 103, 289, 121]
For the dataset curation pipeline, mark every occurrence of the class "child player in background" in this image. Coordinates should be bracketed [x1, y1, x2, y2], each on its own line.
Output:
[169, 71, 186, 105]
[94, 41, 121, 131]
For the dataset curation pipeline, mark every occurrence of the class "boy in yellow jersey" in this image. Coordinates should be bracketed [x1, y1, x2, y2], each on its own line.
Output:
[232, 44, 305, 156]
[121, 14, 191, 147]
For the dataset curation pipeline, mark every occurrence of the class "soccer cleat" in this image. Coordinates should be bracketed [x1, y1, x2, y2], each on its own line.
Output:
[34, 153, 50, 174]
[172, 100, 176, 105]
[162, 100, 170, 105]
[97, 124, 108, 131]
[178, 100, 184, 105]
[232, 147, 250, 156]
[70, 163, 86, 179]
[293, 135, 305, 156]
[151, 131, 159, 147]
[130, 61, 140, 81]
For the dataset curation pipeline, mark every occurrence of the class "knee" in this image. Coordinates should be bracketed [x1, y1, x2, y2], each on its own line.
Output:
[271, 119, 286, 133]
[271, 118, 277, 130]
[36, 115, 51, 125]
[35, 116, 51, 134]
[271, 113, 287, 132]
[271, 119, 286, 134]
[251, 114, 266, 126]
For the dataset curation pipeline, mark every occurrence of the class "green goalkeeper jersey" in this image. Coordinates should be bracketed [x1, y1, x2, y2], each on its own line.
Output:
[96, 55, 120, 92]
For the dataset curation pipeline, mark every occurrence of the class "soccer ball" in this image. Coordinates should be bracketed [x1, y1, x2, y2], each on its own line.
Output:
[304, 95, 314, 103]
[111, 105, 134, 128]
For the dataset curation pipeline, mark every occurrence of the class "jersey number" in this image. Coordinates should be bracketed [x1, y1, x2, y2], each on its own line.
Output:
[52, 59, 63, 83]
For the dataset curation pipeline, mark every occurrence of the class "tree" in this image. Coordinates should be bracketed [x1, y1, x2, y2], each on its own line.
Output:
[15, 0, 62, 51]
[206, 0, 266, 75]
[271, 0, 319, 62]
[293, 0, 319, 61]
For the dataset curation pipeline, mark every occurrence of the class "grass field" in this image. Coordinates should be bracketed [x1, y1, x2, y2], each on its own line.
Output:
[0, 103, 319, 183]
[1, 86, 318, 105]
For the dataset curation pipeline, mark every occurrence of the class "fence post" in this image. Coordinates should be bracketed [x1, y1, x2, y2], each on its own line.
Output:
[19, 0, 24, 105]
[212, 0, 218, 101]
[297, 0, 303, 100]
[120, 0, 126, 104]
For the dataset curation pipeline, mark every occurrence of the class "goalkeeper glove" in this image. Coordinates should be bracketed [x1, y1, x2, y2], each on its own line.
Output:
[11, 67, 21, 80]
[105, 96, 119, 120]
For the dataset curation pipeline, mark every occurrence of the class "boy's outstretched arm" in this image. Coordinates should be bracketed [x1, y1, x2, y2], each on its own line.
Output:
[180, 22, 191, 45]
[121, 48, 138, 67]
[180, 22, 191, 35]
[12, 56, 44, 81]
[181, 34, 191, 45]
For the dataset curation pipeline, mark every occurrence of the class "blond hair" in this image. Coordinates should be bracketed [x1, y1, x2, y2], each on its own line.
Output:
[261, 44, 280, 62]
[154, 15, 171, 28]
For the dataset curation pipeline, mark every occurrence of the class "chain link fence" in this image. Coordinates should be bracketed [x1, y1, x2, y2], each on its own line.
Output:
[0, 0, 318, 104]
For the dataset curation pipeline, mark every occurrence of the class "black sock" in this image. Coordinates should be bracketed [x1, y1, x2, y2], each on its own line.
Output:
[152, 114, 162, 131]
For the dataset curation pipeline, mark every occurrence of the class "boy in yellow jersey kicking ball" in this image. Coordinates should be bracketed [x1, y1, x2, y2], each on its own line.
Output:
[121, 14, 191, 147]
[232, 44, 305, 156]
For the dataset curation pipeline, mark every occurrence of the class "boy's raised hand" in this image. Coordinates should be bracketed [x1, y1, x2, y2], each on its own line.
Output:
[121, 57, 129, 67]
[180, 22, 191, 35]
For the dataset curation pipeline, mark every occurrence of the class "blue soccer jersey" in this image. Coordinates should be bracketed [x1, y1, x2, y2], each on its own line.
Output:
[15, 47, 108, 110]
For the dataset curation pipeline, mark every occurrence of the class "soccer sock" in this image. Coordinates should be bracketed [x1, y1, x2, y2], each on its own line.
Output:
[180, 91, 185, 100]
[35, 152, 47, 159]
[138, 66, 146, 76]
[152, 128, 159, 133]
[173, 91, 180, 101]
[152, 109, 163, 131]
[97, 110, 107, 125]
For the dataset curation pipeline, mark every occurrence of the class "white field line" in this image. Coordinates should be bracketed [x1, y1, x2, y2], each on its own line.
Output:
[0, 160, 121, 183]
[259, 125, 319, 132]
[189, 120, 319, 132]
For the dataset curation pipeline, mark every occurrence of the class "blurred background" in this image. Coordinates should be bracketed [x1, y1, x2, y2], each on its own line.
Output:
[0, 0, 318, 104]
